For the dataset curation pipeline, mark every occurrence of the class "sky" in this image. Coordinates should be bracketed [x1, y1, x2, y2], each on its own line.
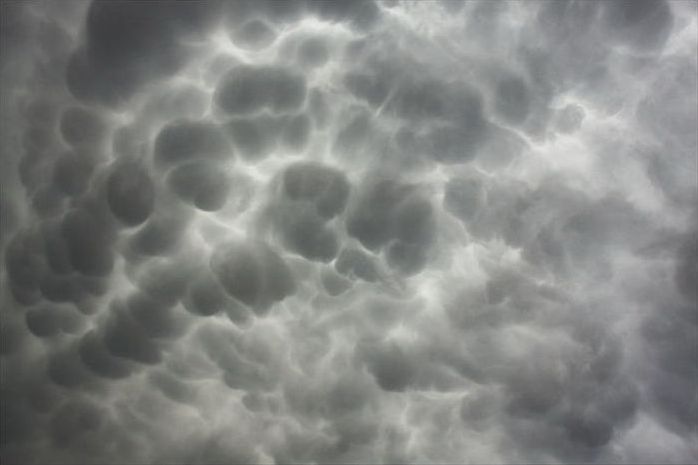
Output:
[0, 1, 696, 464]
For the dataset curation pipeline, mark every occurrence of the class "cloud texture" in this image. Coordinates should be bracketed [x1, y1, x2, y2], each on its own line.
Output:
[1, 1, 696, 464]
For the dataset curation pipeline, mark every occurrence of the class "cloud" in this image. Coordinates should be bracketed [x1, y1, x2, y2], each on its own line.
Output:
[1, 1, 696, 464]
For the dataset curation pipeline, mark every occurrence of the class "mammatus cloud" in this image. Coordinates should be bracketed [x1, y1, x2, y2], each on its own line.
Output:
[0, 1, 696, 464]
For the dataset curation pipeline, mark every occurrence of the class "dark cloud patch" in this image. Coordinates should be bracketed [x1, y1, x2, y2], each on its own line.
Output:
[5, 229, 47, 302]
[346, 178, 434, 273]
[309, 0, 381, 30]
[224, 118, 276, 161]
[444, 176, 485, 224]
[134, 257, 195, 306]
[323, 95, 360, 150]
[30, 185, 67, 219]
[149, 370, 195, 404]
[167, 161, 230, 212]
[602, 0, 674, 51]
[58, 106, 107, 148]
[47, 346, 94, 388]
[126, 292, 189, 340]
[199, 327, 277, 392]
[281, 114, 312, 152]
[210, 240, 295, 314]
[561, 409, 614, 449]
[641, 288, 698, 436]
[18, 148, 53, 196]
[346, 178, 413, 250]
[335, 247, 379, 282]
[231, 19, 277, 50]
[183, 273, 243, 319]
[460, 388, 502, 431]
[223, 0, 307, 27]
[388, 79, 453, 121]
[25, 305, 81, 338]
[357, 74, 491, 164]
[61, 206, 115, 277]
[103, 301, 162, 365]
[360, 341, 417, 392]
[344, 69, 392, 107]
[154, 120, 233, 167]
[50, 399, 104, 447]
[321, 267, 353, 296]
[276, 206, 339, 262]
[675, 233, 698, 301]
[385, 240, 428, 275]
[297, 37, 330, 68]
[494, 74, 531, 125]
[215, 65, 307, 116]
[127, 210, 191, 258]
[0, 320, 26, 357]
[52, 151, 95, 197]
[283, 161, 350, 219]
[39, 273, 106, 304]
[427, 119, 488, 165]
[67, 1, 221, 106]
[106, 162, 155, 227]
[78, 330, 133, 380]
[0, 397, 38, 449]
[393, 195, 435, 246]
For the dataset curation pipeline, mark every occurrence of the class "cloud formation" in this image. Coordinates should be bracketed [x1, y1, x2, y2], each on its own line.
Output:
[1, 1, 696, 464]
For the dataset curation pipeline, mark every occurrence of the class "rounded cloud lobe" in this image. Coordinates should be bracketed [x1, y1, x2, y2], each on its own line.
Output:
[1, 1, 696, 464]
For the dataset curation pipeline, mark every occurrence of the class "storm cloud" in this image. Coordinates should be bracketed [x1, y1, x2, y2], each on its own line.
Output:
[1, 1, 696, 464]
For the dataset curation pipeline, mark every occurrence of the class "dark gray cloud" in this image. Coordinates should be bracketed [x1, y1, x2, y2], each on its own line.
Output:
[1, 1, 696, 464]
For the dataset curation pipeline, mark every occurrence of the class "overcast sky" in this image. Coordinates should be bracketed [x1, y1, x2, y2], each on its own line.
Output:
[1, 1, 697, 464]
